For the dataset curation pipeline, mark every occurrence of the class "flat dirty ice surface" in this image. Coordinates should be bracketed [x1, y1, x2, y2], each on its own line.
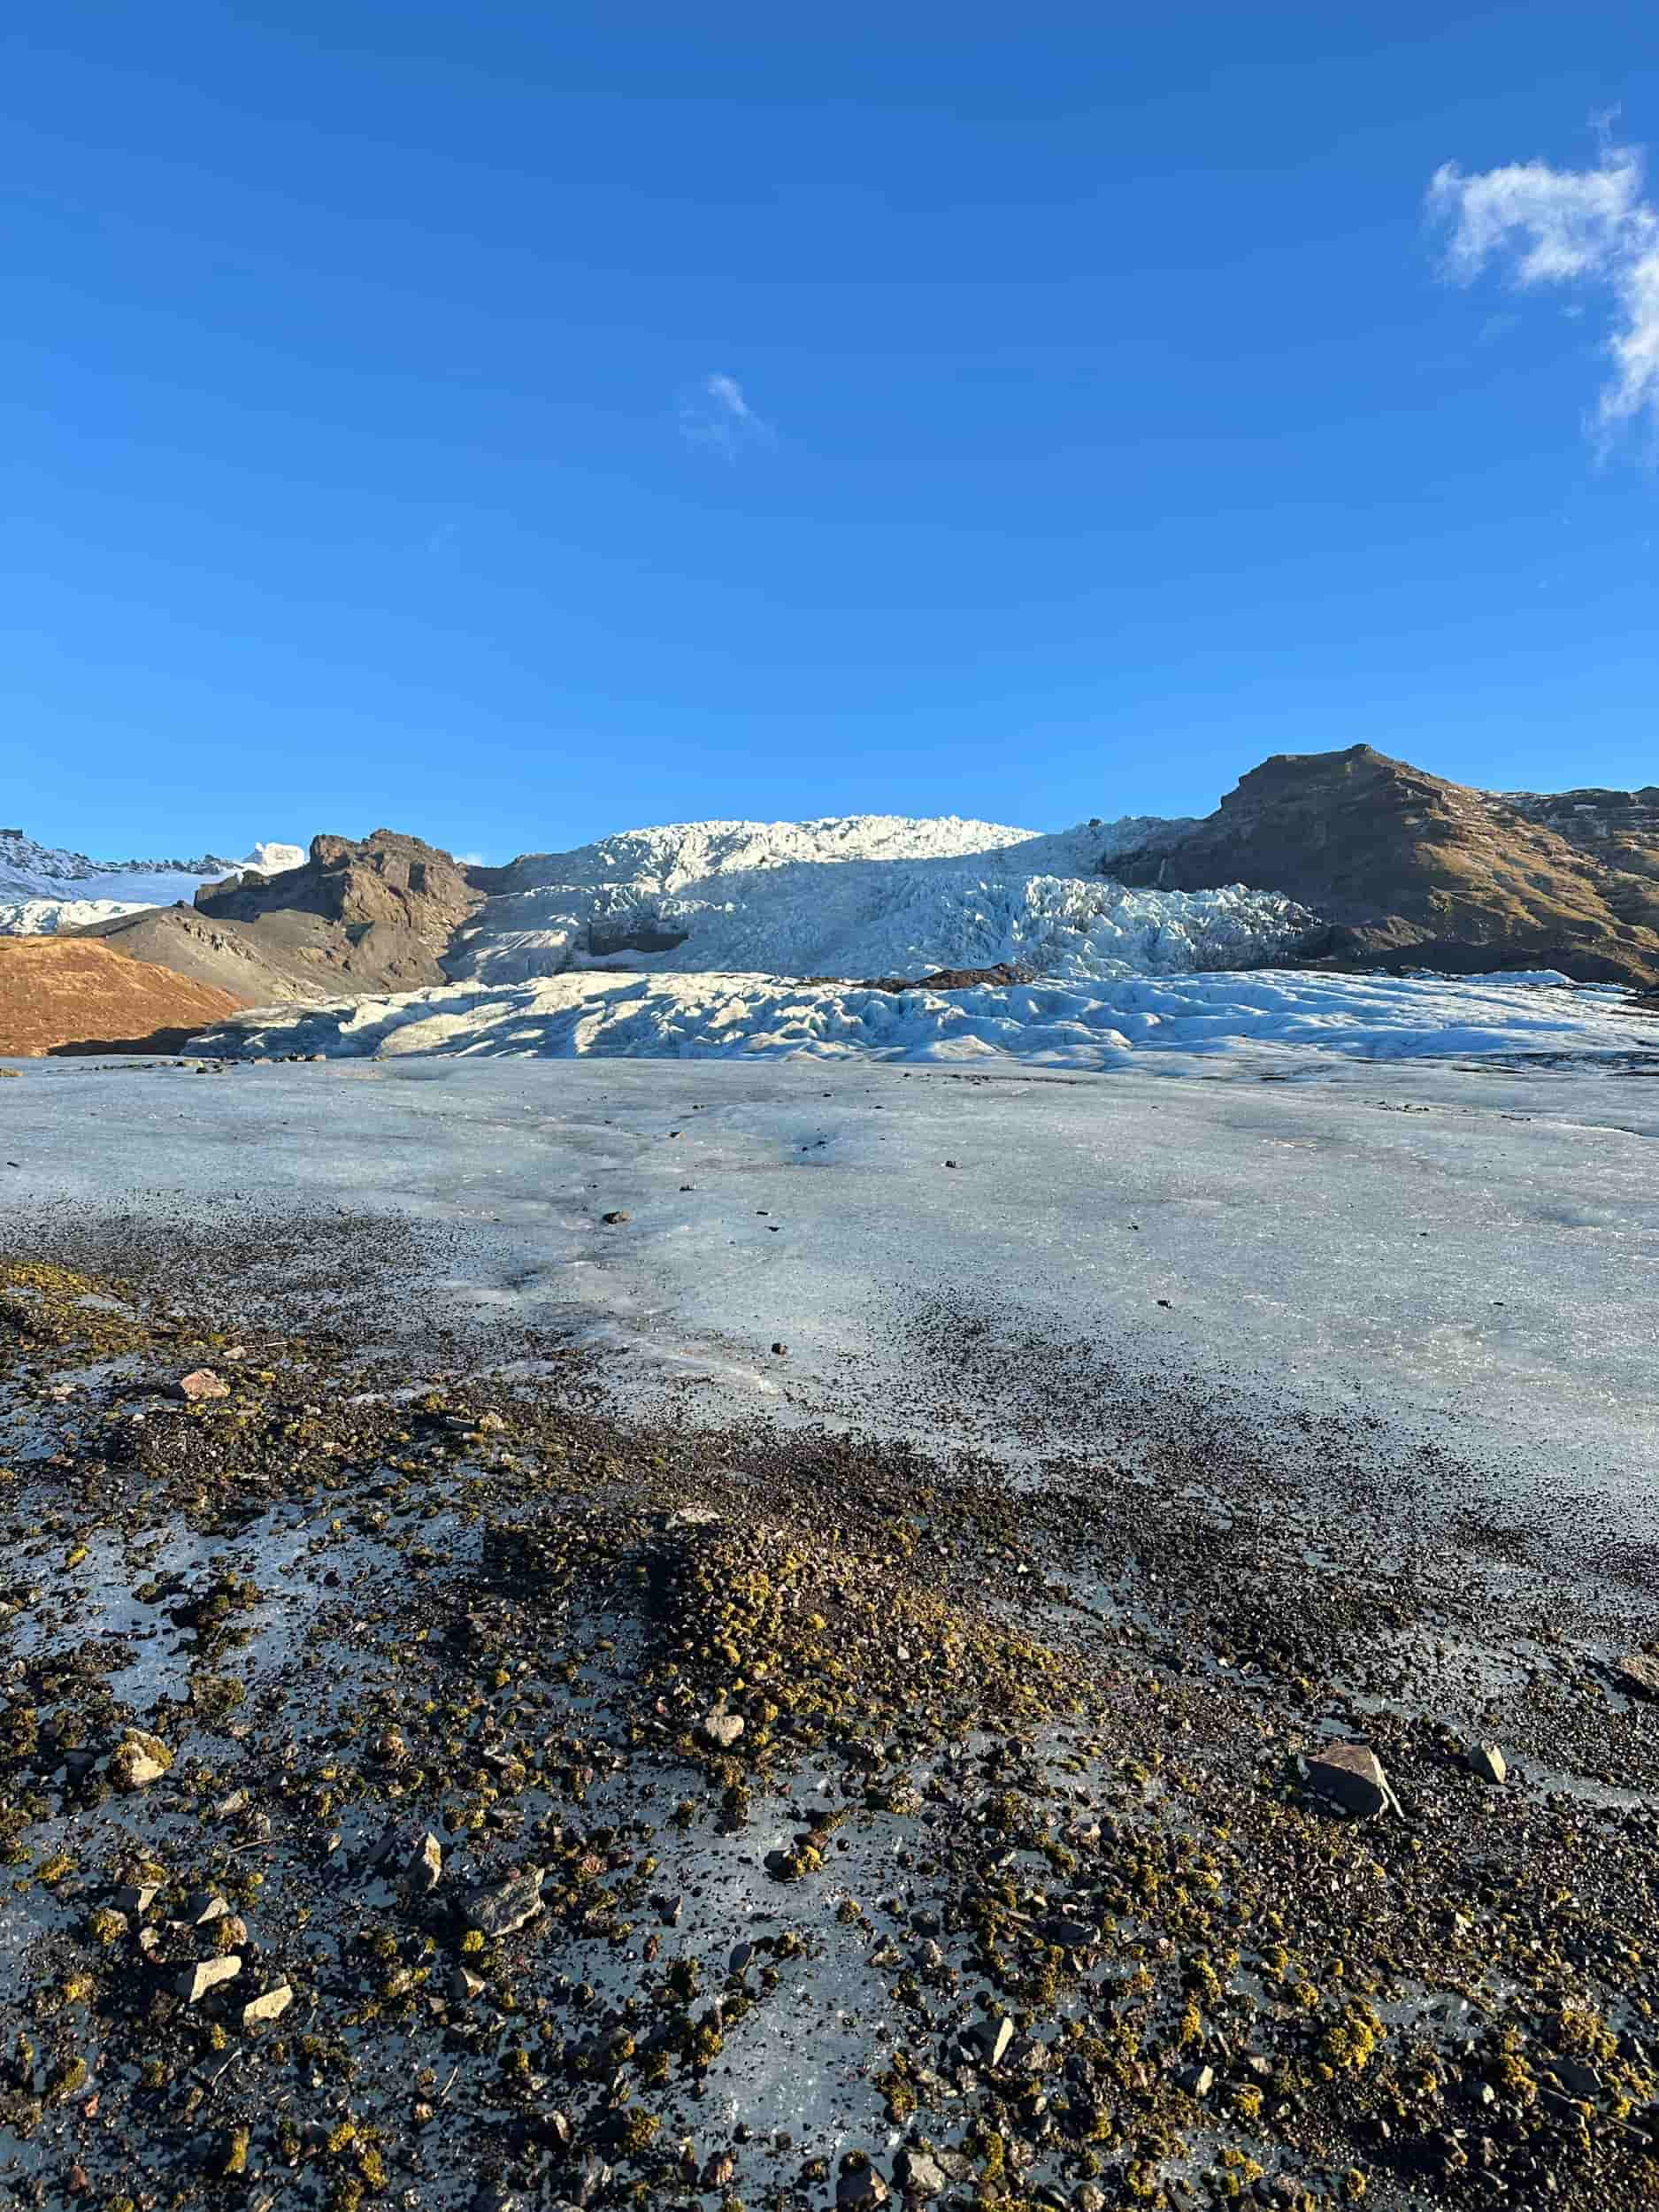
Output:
[4, 1052, 1656, 1526]
[4, 1051, 1659, 2212]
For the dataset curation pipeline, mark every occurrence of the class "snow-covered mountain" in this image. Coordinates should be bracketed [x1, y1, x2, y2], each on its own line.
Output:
[450, 810, 1312, 987]
[0, 831, 303, 935]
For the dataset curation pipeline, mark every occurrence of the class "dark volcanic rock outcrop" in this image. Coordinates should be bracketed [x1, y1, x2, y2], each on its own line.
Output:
[76, 831, 482, 1005]
[195, 830, 478, 972]
[1110, 745, 1659, 987]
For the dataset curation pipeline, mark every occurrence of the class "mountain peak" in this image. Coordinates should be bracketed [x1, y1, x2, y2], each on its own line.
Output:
[1109, 748, 1659, 985]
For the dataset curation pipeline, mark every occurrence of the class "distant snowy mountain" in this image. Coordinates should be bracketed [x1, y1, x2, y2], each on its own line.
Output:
[449, 810, 1302, 987]
[0, 830, 303, 935]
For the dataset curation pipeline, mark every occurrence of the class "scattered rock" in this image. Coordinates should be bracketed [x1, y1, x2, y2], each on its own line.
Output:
[174, 1368, 230, 1402]
[1467, 1740, 1508, 1785]
[965, 2016, 1014, 2067]
[449, 1965, 486, 2002]
[109, 1732, 172, 1792]
[183, 1891, 229, 1926]
[242, 1982, 293, 2026]
[114, 1883, 159, 1915]
[771, 1341, 788, 1357]
[1617, 1653, 1659, 1700]
[1176, 2062, 1216, 2098]
[1304, 1740, 1398, 1819]
[176, 1955, 242, 2004]
[465, 1866, 545, 1937]
[702, 1708, 745, 1751]
[837, 2157, 890, 2209]
[893, 2146, 949, 2195]
[601, 1210, 631, 1225]
[403, 1831, 444, 1893]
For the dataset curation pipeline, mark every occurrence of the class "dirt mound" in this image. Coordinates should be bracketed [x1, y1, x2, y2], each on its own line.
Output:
[0, 937, 246, 1056]
[74, 829, 482, 1005]
[1109, 745, 1659, 987]
[812, 961, 1039, 993]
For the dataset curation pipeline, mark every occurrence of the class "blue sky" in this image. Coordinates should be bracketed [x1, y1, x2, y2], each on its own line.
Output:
[4, 4, 1657, 861]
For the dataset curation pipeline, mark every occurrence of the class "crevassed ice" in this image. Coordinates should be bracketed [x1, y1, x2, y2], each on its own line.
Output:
[195, 966, 1650, 1068]
[449, 812, 1248, 986]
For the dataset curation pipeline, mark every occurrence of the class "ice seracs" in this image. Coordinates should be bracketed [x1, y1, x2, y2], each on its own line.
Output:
[194, 963, 1653, 1068]
[448, 810, 1271, 987]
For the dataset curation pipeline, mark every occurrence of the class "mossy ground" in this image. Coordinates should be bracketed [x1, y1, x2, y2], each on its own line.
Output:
[1, 1225, 1658, 2211]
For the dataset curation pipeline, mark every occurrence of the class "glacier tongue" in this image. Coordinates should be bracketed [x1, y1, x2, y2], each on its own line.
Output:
[450, 810, 1253, 986]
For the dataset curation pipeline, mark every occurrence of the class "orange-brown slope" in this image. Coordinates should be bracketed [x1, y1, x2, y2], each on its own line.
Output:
[0, 937, 247, 1056]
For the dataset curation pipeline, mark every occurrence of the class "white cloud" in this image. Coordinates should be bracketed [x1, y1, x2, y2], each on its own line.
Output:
[1427, 138, 1659, 439]
[678, 373, 775, 457]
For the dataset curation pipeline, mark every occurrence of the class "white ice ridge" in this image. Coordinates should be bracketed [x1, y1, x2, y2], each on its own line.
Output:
[450, 812, 1239, 985]
[195, 966, 1655, 1068]
[0, 833, 304, 934]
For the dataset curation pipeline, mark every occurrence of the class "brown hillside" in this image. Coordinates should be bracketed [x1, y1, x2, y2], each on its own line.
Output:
[0, 938, 247, 1056]
[74, 829, 482, 1005]
[1110, 745, 1659, 987]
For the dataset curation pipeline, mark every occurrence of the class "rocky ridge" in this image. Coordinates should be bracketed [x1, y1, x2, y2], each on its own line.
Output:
[72, 831, 482, 1008]
[1108, 747, 1659, 987]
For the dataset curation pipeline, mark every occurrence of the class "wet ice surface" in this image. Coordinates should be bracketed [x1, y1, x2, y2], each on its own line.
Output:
[4, 1048, 1655, 1548]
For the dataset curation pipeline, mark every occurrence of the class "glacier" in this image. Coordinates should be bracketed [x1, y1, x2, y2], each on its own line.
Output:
[195, 964, 1656, 1067]
[0, 831, 303, 934]
[445, 810, 1312, 986]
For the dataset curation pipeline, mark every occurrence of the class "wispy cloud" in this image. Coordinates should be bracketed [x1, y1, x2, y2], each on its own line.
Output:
[1427, 134, 1659, 446]
[678, 373, 775, 457]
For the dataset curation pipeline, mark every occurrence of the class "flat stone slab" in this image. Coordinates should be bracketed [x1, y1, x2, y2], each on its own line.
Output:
[1305, 1740, 1397, 1819]
[176, 1955, 241, 2004]
[465, 1866, 545, 1938]
[1467, 1740, 1508, 1785]
[402, 1832, 443, 1893]
[242, 1982, 293, 2025]
[175, 1368, 230, 1401]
